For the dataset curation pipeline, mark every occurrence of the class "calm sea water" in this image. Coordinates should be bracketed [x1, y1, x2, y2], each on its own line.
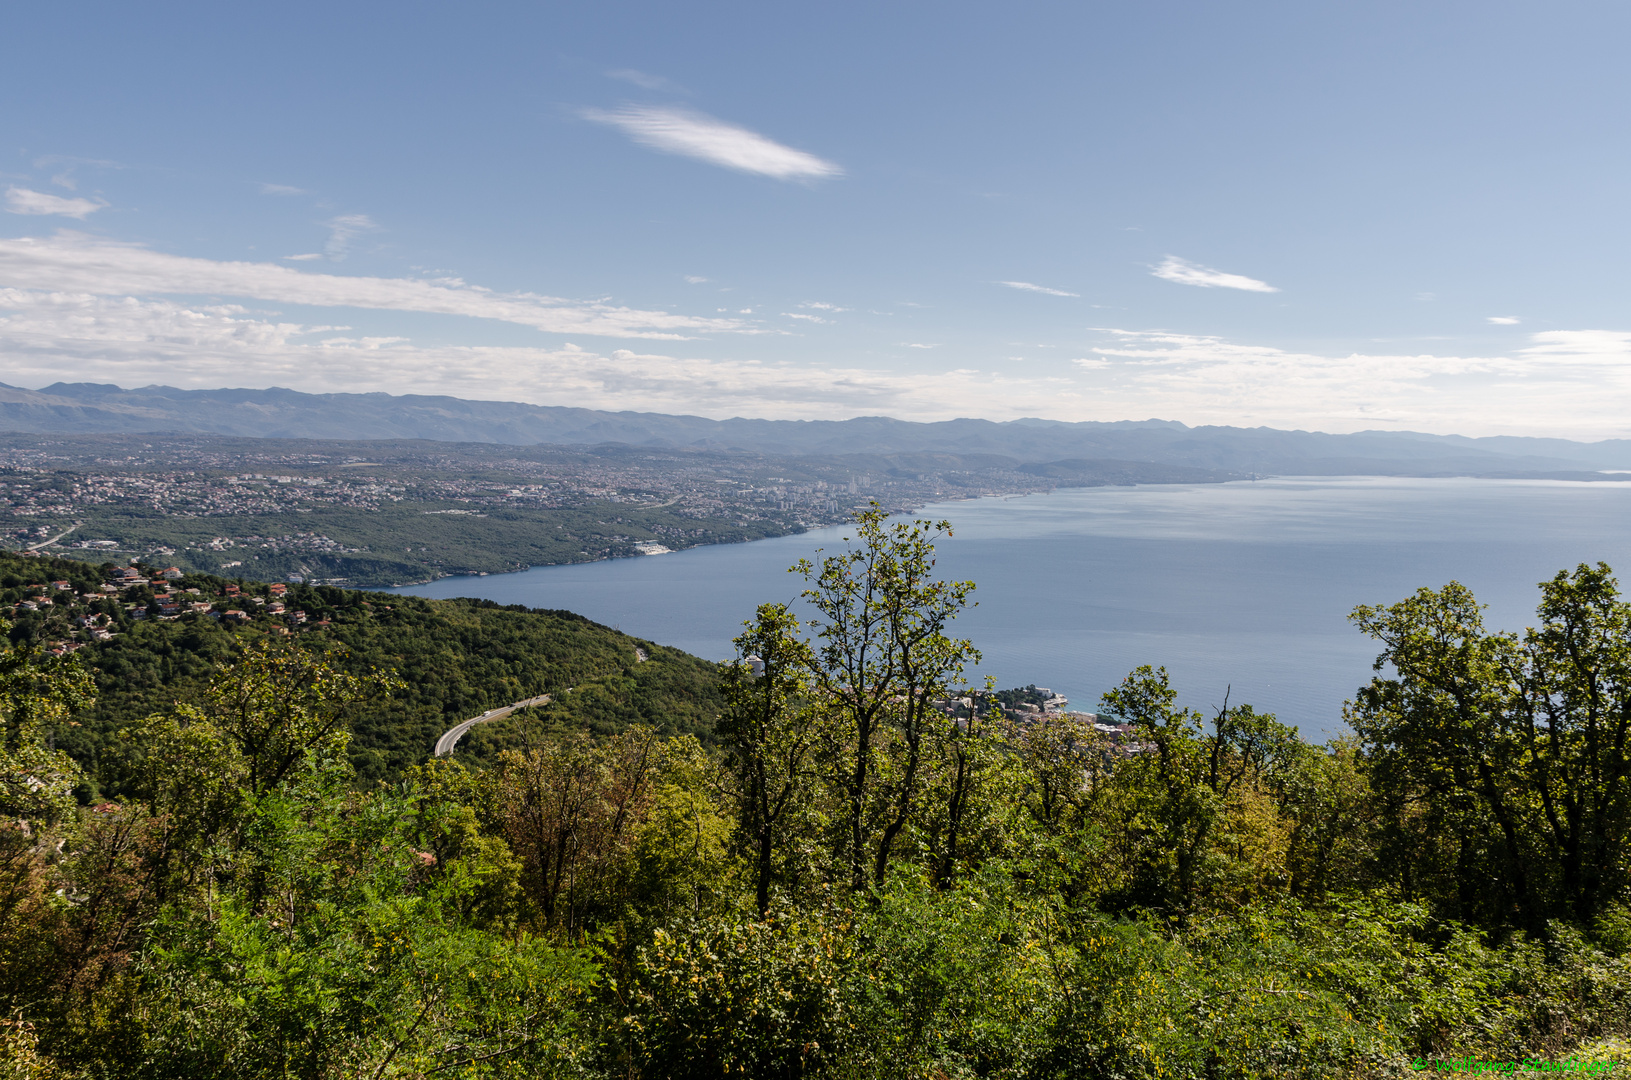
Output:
[393, 477, 1631, 739]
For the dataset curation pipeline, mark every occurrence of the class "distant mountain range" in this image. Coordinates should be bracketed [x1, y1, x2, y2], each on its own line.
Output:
[3, 381, 1629, 477]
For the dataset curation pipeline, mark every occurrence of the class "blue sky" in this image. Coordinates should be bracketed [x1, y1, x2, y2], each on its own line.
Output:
[2, 1, 1628, 437]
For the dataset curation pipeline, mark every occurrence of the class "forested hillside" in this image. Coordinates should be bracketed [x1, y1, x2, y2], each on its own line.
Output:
[0, 550, 722, 796]
[5, 516, 1631, 1077]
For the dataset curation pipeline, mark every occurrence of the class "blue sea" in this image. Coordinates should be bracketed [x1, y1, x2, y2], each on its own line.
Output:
[393, 477, 1631, 740]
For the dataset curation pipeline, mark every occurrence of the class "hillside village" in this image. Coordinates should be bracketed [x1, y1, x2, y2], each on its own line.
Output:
[5, 558, 367, 659]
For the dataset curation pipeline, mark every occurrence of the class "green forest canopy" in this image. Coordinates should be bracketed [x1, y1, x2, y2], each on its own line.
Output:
[0, 549, 722, 797]
[4, 516, 1631, 1078]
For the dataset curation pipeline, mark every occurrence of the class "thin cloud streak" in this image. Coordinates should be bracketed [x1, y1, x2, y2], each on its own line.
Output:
[0, 233, 753, 340]
[5, 187, 107, 220]
[581, 105, 843, 180]
[606, 69, 682, 92]
[1152, 256, 1278, 293]
[997, 280, 1079, 297]
[323, 214, 378, 261]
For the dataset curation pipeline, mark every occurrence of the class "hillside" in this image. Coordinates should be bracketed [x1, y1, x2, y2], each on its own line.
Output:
[0, 549, 724, 797]
[9, 518, 1631, 1076]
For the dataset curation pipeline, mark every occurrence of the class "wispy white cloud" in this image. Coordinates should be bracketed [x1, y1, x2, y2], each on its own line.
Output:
[1151, 256, 1278, 293]
[581, 105, 844, 181]
[0, 233, 753, 340]
[1488, 315, 1521, 325]
[606, 69, 683, 93]
[997, 280, 1079, 297]
[260, 183, 306, 196]
[785, 312, 827, 323]
[903, 342, 938, 349]
[323, 214, 378, 261]
[1517, 329, 1631, 367]
[5, 187, 107, 220]
[800, 301, 846, 311]
[283, 253, 324, 262]
[683, 274, 709, 284]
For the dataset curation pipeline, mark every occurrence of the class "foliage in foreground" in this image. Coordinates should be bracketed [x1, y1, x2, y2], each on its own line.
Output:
[4, 508, 1631, 1076]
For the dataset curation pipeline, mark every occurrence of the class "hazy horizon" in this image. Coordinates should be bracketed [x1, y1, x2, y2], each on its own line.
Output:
[9, 380, 1631, 447]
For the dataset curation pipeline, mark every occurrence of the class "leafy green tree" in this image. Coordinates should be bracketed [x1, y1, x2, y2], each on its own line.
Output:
[1280, 735, 1376, 901]
[0, 619, 93, 823]
[623, 735, 734, 924]
[1351, 563, 1631, 927]
[128, 782, 598, 1080]
[1006, 710, 1122, 901]
[199, 638, 396, 796]
[919, 700, 1014, 889]
[1100, 666, 1300, 914]
[494, 725, 669, 933]
[719, 603, 821, 915]
[793, 504, 978, 892]
[39, 641, 599, 1078]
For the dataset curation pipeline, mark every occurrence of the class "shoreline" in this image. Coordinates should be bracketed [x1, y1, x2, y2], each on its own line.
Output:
[385, 471, 1631, 594]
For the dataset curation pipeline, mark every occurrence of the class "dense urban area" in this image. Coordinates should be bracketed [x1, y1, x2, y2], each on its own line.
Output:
[0, 432, 1230, 587]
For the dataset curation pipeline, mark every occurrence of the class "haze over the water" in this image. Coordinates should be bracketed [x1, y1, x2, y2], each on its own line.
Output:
[3, 2, 1629, 440]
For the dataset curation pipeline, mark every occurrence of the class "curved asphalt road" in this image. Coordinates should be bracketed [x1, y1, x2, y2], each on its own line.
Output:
[433, 693, 552, 757]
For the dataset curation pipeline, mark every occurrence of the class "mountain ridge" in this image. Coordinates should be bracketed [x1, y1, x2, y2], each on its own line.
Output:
[2, 381, 1628, 474]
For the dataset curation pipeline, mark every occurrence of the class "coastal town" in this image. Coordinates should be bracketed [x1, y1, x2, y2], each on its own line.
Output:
[0, 431, 1219, 587]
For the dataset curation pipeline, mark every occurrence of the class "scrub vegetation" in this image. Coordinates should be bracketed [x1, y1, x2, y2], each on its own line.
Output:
[4, 508, 1631, 1077]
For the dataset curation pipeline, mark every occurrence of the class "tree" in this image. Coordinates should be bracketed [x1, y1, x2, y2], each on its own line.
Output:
[495, 725, 667, 933]
[1279, 736, 1375, 901]
[921, 693, 1012, 889]
[1007, 710, 1119, 901]
[0, 619, 93, 823]
[1100, 667, 1299, 914]
[719, 603, 820, 915]
[793, 504, 978, 892]
[200, 638, 395, 796]
[1350, 563, 1631, 927]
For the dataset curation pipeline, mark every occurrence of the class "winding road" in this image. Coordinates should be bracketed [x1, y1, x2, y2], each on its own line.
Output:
[25, 524, 79, 552]
[433, 694, 552, 757]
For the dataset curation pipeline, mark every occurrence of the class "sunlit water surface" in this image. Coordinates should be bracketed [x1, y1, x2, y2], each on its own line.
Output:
[393, 477, 1631, 739]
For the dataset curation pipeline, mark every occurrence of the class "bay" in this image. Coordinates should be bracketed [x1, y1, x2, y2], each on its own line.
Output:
[392, 477, 1631, 739]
